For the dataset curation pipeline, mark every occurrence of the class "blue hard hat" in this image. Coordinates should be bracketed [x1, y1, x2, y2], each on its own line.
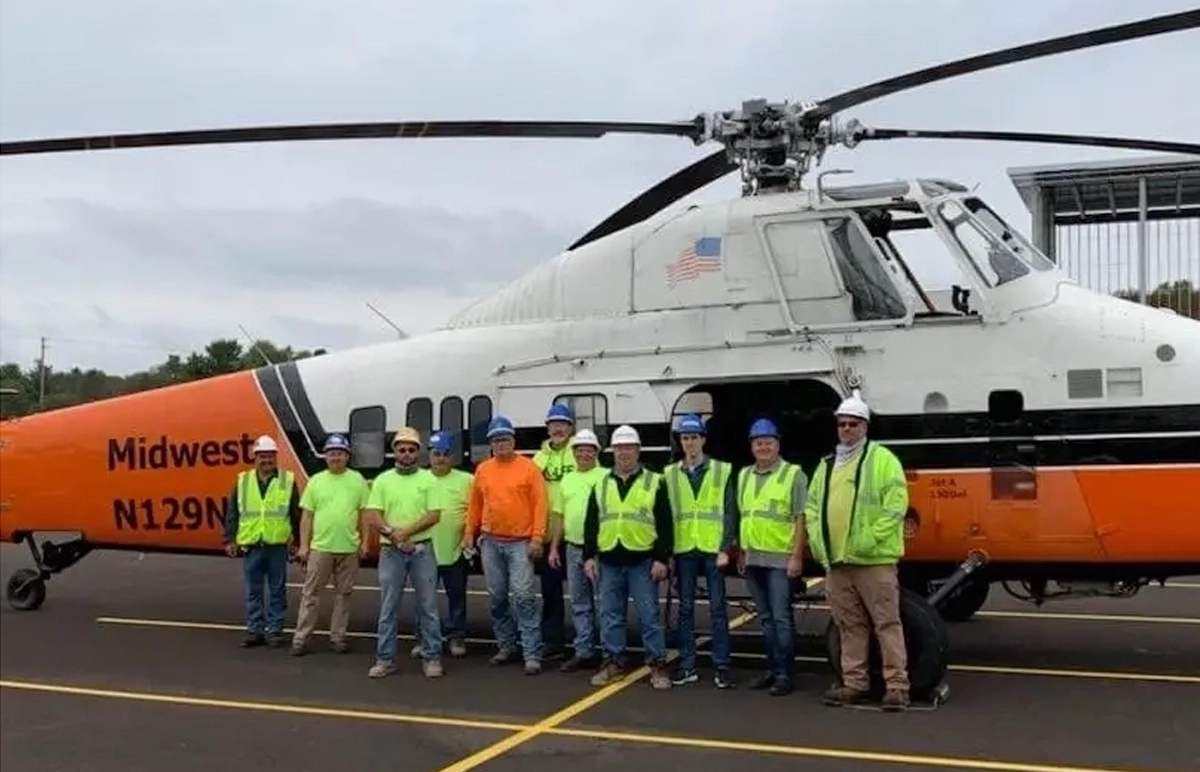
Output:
[486, 416, 515, 439]
[428, 431, 453, 453]
[676, 413, 706, 435]
[748, 418, 779, 440]
[323, 433, 351, 452]
[545, 404, 574, 424]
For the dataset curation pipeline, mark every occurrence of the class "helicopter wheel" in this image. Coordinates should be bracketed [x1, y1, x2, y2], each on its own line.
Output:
[824, 587, 949, 702]
[6, 568, 47, 611]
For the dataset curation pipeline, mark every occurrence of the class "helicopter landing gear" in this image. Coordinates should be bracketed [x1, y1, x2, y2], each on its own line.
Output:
[5, 532, 92, 611]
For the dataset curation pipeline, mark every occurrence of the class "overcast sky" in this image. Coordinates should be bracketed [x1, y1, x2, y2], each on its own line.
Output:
[1, 0, 1197, 374]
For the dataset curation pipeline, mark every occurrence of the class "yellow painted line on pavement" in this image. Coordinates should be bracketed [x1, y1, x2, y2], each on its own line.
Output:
[0, 678, 1159, 772]
[431, 608, 758, 772]
[95, 616, 1200, 685]
[0, 678, 524, 732]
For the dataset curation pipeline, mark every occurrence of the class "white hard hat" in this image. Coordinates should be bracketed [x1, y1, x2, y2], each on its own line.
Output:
[252, 435, 279, 454]
[609, 424, 641, 447]
[836, 390, 871, 422]
[569, 429, 601, 449]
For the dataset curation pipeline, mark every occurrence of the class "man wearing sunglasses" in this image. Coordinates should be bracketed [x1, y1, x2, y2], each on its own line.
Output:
[363, 427, 444, 679]
[803, 391, 911, 711]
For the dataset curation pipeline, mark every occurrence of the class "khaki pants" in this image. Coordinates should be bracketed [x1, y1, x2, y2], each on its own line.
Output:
[826, 563, 909, 694]
[293, 550, 359, 645]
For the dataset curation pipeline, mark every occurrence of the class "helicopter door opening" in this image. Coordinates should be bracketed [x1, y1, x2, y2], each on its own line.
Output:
[673, 380, 842, 475]
[862, 206, 979, 318]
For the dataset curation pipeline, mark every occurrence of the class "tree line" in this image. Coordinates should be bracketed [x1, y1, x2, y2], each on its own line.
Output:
[0, 338, 324, 419]
[1112, 279, 1198, 320]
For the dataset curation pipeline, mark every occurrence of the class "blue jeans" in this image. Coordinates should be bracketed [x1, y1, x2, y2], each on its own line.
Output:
[376, 542, 441, 662]
[599, 558, 666, 664]
[479, 535, 543, 661]
[414, 559, 468, 642]
[243, 543, 289, 635]
[744, 566, 797, 681]
[565, 544, 599, 659]
[674, 551, 732, 671]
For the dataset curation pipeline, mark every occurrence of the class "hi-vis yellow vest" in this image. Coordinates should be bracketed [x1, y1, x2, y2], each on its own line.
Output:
[664, 459, 730, 554]
[737, 462, 799, 555]
[235, 469, 294, 546]
[596, 470, 662, 553]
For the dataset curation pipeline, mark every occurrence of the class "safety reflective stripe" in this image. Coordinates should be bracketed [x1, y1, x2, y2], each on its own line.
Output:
[238, 470, 292, 521]
[737, 462, 798, 555]
[596, 471, 660, 552]
[236, 470, 293, 546]
[665, 461, 728, 553]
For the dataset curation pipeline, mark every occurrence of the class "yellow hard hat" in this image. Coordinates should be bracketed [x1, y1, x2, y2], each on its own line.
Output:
[392, 427, 422, 447]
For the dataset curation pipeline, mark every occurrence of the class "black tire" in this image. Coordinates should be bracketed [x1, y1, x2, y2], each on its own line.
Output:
[825, 587, 949, 702]
[937, 579, 990, 622]
[6, 568, 47, 611]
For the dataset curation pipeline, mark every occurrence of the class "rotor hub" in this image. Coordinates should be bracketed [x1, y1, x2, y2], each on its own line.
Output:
[696, 100, 864, 194]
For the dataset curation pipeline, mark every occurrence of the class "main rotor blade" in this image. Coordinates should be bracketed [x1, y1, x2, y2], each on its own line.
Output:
[811, 9, 1200, 120]
[567, 149, 737, 250]
[858, 128, 1200, 156]
[0, 119, 702, 157]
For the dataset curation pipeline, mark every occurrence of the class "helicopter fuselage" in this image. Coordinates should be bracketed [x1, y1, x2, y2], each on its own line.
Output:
[2, 179, 1198, 604]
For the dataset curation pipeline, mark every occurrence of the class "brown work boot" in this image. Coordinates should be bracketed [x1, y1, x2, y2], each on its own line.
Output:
[821, 684, 870, 707]
[881, 689, 910, 712]
[589, 659, 626, 686]
[648, 662, 673, 690]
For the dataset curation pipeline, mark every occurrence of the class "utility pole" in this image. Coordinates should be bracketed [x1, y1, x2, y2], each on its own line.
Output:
[37, 336, 47, 410]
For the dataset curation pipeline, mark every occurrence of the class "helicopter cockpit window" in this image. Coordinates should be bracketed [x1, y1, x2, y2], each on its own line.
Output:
[963, 198, 1056, 272]
[822, 217, 908, 320]
[936, 199, 1033, 288]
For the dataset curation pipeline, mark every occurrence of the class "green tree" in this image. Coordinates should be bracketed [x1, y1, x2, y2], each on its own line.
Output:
[0, 337, 322, 419]
[1113, 279, 1198, 319]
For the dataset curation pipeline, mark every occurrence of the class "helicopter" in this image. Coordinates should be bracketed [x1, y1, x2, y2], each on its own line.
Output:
[1, 9, 1198, 703]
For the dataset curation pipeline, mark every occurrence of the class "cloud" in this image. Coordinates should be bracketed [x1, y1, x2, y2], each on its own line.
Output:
[1, 0, 1198, 373]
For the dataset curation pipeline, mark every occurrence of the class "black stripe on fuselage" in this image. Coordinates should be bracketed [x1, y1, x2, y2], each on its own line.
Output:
[250, 363, 1199, 474]
[253, 365, 327, 475]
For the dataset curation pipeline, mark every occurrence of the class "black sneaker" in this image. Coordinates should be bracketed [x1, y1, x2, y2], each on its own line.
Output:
[748, 672, 776, 690]
[713, 668, 737, 689]
[671, 667, 700, 686]
[768, 677, 794, 697]
[559, 654, 601, 672]
[240, 633, 265, 648]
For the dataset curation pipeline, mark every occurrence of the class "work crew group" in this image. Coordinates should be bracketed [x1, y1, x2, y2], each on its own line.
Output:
[223, 392, 914, 709]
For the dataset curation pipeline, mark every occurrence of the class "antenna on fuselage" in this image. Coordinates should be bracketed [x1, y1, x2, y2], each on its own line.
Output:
[237, 324, 276, 366]
[365, 302, 409, 339]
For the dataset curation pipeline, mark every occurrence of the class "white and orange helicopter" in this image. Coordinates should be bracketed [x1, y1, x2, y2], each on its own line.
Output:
[2, 9, 1198, 702]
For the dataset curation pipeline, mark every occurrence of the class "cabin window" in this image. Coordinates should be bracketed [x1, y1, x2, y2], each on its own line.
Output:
[467, 395, 493, 463]
[439, 396, 465, 465]
[405, 397, 434, 464]
[348, 405, 387, 470]
[553, 393, 609, 447]
[822, 217, 908, 320]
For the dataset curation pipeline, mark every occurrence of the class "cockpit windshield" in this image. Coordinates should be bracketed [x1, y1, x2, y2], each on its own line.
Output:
[934, 197, 1055, 288]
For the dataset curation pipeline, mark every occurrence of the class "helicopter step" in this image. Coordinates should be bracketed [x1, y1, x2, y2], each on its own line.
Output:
[5, 532, 92, 611]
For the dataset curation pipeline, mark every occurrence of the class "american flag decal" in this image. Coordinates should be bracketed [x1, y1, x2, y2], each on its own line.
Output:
[665, 236, 723, 287]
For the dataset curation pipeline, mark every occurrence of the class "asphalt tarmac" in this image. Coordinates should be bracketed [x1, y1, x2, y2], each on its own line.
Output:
[1, 543, 1197, 772]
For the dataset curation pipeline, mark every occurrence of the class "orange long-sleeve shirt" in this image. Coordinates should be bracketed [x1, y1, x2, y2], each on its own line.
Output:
[465, 454, 548, 542]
